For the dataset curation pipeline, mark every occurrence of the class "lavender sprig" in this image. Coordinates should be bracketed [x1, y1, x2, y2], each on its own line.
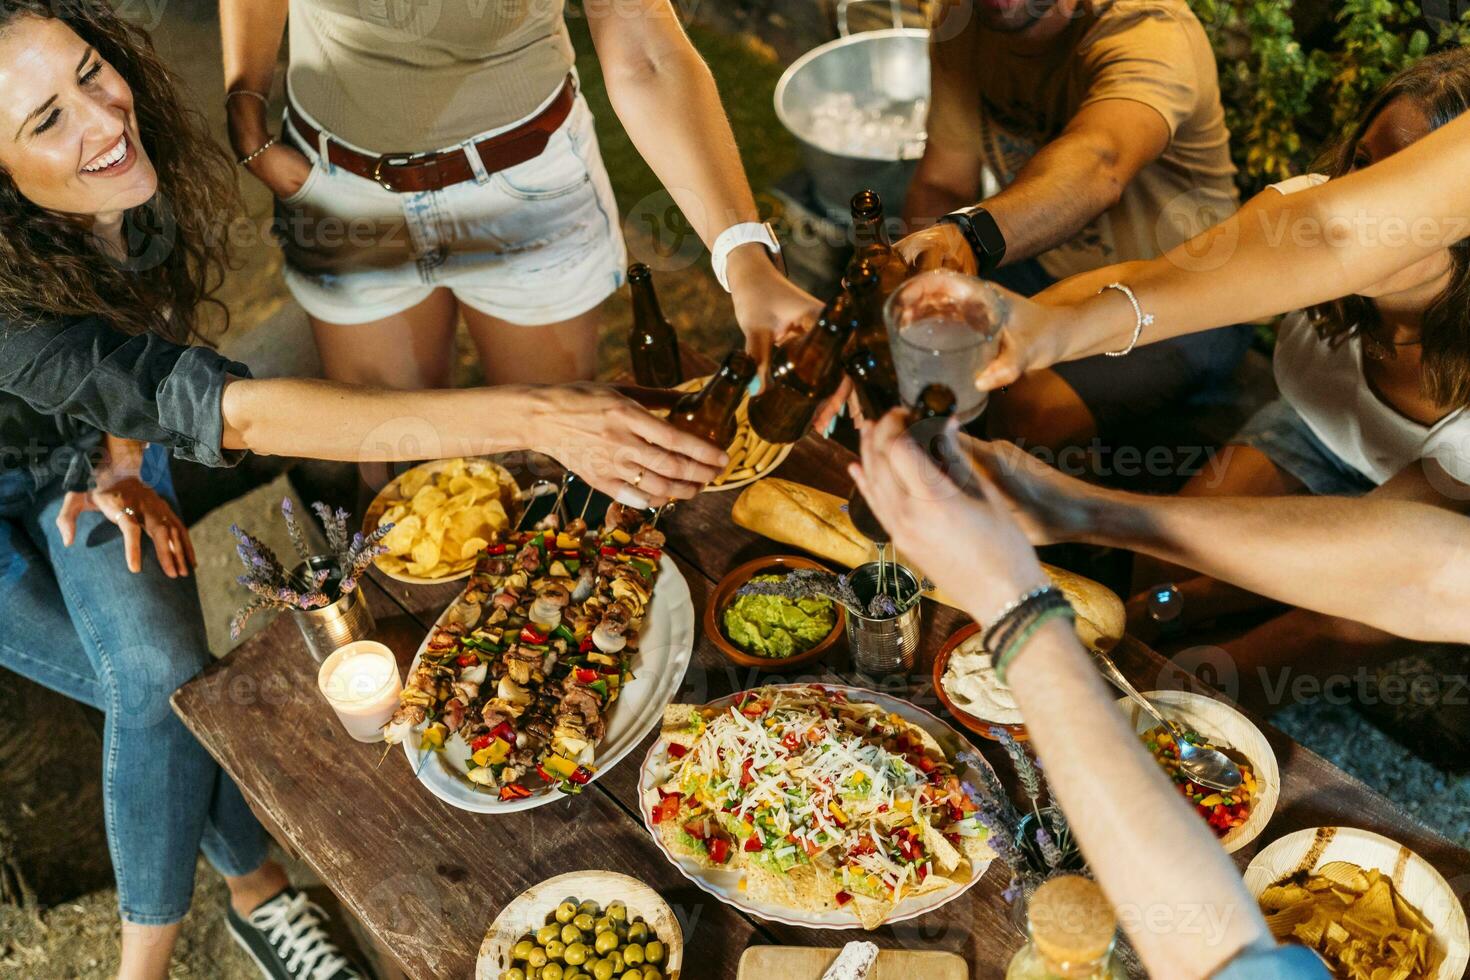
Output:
[229, 596, 277, 640]
[280, 498, 314, 563]
[1035, 824, 1065, 872]
[736, 569, 864, 614]
[973, 795, 1026, 878]
[996, 726, 1044, 806]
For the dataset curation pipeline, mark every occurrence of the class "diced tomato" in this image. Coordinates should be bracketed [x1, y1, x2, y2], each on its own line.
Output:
[667, 743, 688, 759]
[740, 758, 755, 788]
[743, 835, 764, 852]
[651, 792, 682, 824]
[707, 837, 731, 864]
[835, 891, 853, 906]
[916, 756, 937, 774]
[684, 818, 711, 841]
[574, 667, 599, 685]
[781, 733, 801, 752]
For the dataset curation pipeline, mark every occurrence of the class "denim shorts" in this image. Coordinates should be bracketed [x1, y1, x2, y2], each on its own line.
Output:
[276, 87, 628, 326]
[1234, 397, 1377, 496]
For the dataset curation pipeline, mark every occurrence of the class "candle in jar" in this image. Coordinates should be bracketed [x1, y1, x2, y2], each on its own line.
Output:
[317, 641, 401, 742]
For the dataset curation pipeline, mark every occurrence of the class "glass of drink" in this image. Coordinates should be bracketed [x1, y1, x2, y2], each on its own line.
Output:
[884, 270, 1006, 423]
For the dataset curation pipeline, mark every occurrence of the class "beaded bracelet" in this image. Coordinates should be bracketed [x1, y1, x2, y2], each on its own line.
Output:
[985, 589, 1072, 679]
[993, 603, 1076, 686]
[981, 583, 1064, 655]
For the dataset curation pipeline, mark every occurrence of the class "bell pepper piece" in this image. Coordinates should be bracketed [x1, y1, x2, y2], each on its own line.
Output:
[667, 743, 688, 759]
[743, 835, 764, 852]
[575, 667, 599, 685]
[652, 792, 682, 824]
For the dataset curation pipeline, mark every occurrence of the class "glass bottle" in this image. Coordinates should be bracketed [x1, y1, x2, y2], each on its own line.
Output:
[748, 289, 860, 444]
[850, 189, 910, 298]
[843, 347, 900, 544]
[844, 258, 897, 387]
[666, 349, 756, 450]
[1006, 876, 1128, 980]
[627, 262, 683, 388]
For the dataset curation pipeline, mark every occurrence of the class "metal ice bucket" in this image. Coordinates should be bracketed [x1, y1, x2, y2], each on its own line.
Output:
[774, 0, 930, 218]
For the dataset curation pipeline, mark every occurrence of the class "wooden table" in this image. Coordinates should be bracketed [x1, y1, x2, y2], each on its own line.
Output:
[173, 431, 1470, 979]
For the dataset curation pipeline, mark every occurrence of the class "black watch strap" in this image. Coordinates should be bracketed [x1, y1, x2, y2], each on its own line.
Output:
[939, 207, 1007, 274]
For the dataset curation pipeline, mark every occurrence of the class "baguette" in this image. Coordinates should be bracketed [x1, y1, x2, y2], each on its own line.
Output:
[731, 478, 1124, 650]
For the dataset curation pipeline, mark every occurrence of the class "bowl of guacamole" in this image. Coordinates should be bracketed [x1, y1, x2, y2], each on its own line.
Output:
[706, 557, 845, 670]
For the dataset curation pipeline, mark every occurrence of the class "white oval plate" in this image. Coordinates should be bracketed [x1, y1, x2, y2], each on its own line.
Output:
[475, 870, 684, 980]
[1244, 826, 1469, 980]
[637, 683, 997, 929]
[402, 555, 694, 813]
[1116, 690, 1280, 854]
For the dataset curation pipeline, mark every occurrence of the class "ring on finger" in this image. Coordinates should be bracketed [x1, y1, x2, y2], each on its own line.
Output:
[630, 469, 644, 489]
[122, 506, 139, 522]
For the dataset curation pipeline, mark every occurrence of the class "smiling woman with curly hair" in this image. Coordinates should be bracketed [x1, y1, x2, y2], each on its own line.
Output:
[0, 4, 726, 978]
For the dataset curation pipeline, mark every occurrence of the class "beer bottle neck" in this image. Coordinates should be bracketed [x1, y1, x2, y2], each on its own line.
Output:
[630, 277, 668, 332]
[853, 213, 890, 250]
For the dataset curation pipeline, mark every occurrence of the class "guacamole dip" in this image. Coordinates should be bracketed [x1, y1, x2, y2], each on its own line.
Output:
[722, 574, 837, 659]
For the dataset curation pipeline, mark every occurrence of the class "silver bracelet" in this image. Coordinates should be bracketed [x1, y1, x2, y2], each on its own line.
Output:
[226, 89, 270, 108]
[236, 136, 277, 168]
[1098, 282, 1154, 357]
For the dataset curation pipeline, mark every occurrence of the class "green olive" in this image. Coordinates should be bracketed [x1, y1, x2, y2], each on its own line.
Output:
[642, 968, 663, 980]
[627, 921, 649, 944]
[514, 939, 535, 962]
[563, 970, 583, 980]
[541, 964, 564, 980]
[593, 916, 615, 935]
[560, 924, 583, 945]
[554, 901, 578, 924]
[572, 912, 595, 933]
[545, 940, 566, 962]
[606, 951, 624, 973]
[606, 901, 628, 923]
[623, 944, 644, 967]
[593, 930, 619, 955]
[564, 942, 589, 966]
[537, 924, 561, 947]
[643, 941, 664, 965]
[523, 970, 540, 980]
[501, 969, 526, 980]
[578, 899, 601, 917]
[528, 947, 549, 969]
[618, 972, 643, 980]
[590, 961, 614, 980]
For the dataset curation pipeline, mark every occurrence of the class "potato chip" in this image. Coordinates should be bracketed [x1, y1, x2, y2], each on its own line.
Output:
[396, 467, 432, 499]
[368, 458, 519, 579]
[410, 487, 448, 516]
[459, 537, 489, 561]
[380, 515, 422, 556]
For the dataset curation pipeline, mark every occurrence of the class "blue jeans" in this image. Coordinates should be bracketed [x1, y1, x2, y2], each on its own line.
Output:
[0, 444, 268, 924]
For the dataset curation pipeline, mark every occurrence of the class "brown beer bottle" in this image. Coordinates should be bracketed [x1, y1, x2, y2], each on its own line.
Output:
[843, 346, 901, 544]
[748, 289, 861, 444]
[850, 189, 909, 297]
[627, 263, 683, 387]
[666, 349, 757, 450]
[843, 257, 897, 394]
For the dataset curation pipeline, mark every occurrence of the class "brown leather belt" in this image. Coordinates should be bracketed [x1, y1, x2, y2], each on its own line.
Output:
[287, 78, 576, 194]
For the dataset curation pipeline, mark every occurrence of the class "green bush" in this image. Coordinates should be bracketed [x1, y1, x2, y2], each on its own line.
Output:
[1191, 0, 1470, 194]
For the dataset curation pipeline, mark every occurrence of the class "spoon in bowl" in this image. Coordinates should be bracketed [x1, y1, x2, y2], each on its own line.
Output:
[1091, 651, 1243, 793]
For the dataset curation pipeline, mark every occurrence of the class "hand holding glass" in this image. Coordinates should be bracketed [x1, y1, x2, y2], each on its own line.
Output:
[884, 270, 1005, 423]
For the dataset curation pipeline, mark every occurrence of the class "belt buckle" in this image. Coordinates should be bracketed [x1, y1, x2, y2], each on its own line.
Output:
[373, 154, 415, 193]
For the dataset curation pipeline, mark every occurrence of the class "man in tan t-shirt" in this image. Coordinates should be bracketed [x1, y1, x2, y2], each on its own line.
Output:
[897, 0, 1250, 451]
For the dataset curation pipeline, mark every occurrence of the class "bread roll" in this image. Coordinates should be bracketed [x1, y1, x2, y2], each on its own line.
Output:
[731, 478, 1124, 650]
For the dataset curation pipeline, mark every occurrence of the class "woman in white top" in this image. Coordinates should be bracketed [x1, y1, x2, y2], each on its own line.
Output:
[1116, 50, 1470, 701]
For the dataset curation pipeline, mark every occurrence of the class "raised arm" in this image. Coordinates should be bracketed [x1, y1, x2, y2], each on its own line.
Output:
[966, 439, 1470, 643]
[0, 315, 725, 507]
[848, 413, 1278, 978]
[977, 111, 1470, 388]
[584, 0, 821, 362]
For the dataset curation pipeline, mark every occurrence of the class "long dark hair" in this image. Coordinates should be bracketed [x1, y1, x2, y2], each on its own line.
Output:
[1310, 49, 1470, 410]
[0, 1, 239, 343]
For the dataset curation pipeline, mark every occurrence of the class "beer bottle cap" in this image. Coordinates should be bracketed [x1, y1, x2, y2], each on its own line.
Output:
[914, 384, 958, 419]
[850, 189, 883, 220]
[627, 263, 651, 282]
[1028, 876, 1117, 968]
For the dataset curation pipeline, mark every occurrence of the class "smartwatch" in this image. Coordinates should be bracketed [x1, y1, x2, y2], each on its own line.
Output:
[939, 206, 1007, 274]
[710, 221, 783, 293]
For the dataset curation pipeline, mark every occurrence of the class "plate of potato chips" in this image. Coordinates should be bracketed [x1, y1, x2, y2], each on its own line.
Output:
[1245, 826, 1468, 979]
[666, 375, 791, 492]
[364, 457, 520, 584]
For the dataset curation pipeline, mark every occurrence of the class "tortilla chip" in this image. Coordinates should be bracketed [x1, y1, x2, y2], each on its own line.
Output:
[660, 704, 704, 748]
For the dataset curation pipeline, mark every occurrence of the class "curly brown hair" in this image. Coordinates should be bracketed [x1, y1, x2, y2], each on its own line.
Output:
[1310, 49, 1470, 411]
[0, 0, 239, 344]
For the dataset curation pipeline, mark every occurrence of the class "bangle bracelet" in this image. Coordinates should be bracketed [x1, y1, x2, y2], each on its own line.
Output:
[236, 136, 277, 168]
[1098, 282, 1154, 357]
[226, 89, 270, 108]
[994, 604, 1076, 685]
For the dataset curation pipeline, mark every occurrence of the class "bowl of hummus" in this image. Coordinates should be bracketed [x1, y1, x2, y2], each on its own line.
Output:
[706, 555, 846, 671]
[934, 621, 1028, 739]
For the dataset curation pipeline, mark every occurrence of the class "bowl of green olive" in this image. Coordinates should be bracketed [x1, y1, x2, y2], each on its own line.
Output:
[476, 870, 683, 980]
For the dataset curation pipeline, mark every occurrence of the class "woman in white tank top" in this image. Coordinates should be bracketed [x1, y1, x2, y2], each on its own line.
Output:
[1128, 50, 1470, 704]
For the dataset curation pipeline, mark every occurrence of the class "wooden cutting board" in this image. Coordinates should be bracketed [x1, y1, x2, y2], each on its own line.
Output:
[737, 946, 969, 979]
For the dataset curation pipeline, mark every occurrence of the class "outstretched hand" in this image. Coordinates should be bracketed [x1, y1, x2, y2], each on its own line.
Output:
[56, 477, 196, 578]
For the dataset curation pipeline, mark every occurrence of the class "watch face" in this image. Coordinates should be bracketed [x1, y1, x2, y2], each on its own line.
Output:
[968, 208, 1006, 258]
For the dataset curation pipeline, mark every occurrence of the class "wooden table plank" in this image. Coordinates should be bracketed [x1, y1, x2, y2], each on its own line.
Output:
[176, 405, 1470, 978]
[172, 579, 768, 979]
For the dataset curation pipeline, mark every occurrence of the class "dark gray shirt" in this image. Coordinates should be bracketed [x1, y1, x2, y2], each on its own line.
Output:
[0, 314, 251, 491]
